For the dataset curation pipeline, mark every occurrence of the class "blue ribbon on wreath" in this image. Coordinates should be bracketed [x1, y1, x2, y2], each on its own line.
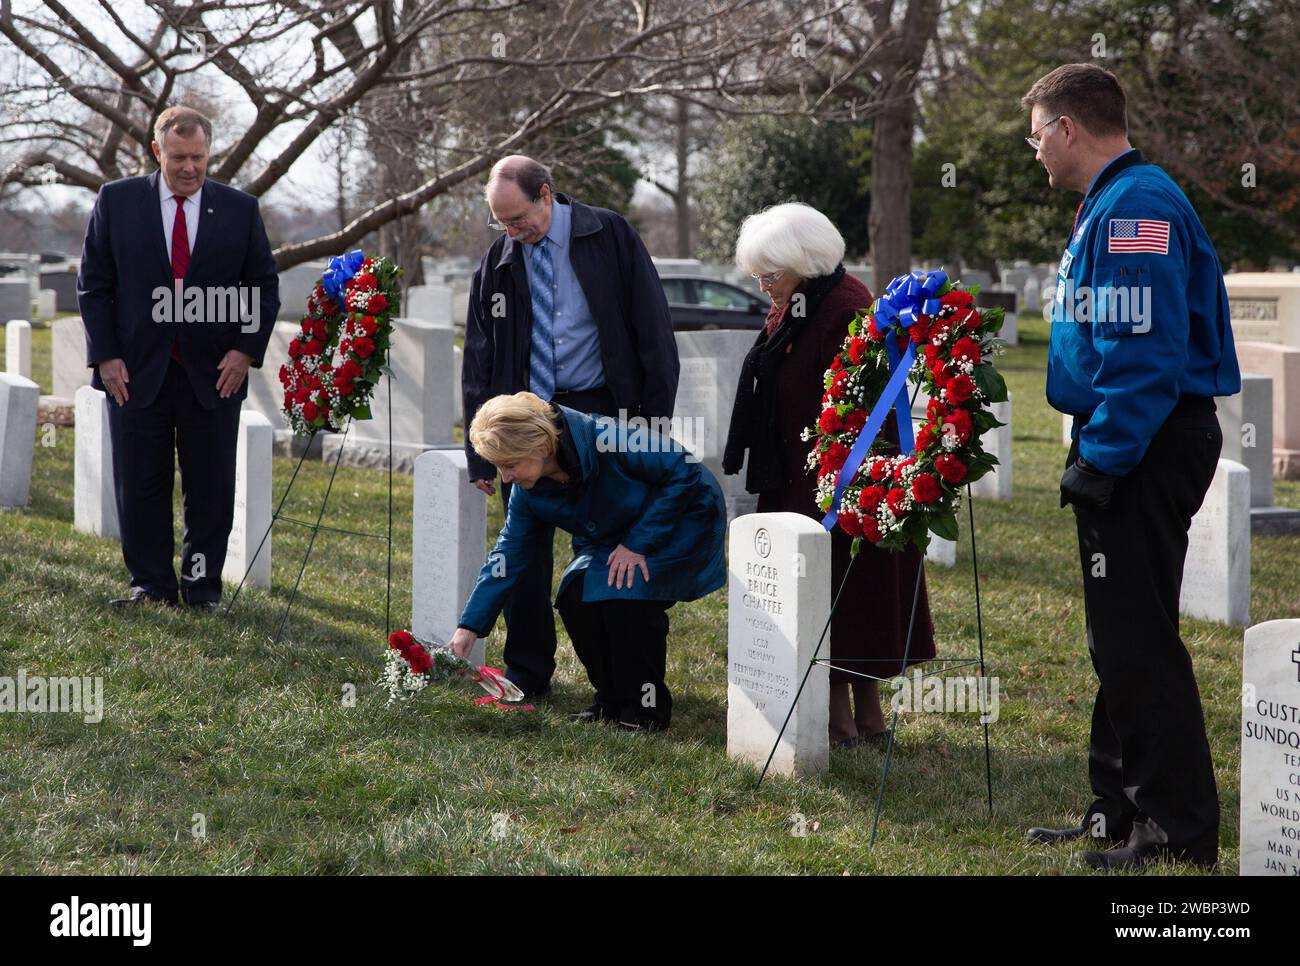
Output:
[821, 269, 947, 531]
[322, 248, 366, 302]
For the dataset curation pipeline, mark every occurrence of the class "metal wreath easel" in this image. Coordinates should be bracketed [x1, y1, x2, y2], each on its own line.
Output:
[223, 350, 395, 644]
[755, 385, 996, 848]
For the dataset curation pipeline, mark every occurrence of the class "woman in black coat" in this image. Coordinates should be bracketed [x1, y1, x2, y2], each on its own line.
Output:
[723, 203, 936, 749]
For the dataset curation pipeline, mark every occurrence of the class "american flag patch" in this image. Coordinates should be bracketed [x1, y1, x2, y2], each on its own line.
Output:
[1108, 218, 1169, 254]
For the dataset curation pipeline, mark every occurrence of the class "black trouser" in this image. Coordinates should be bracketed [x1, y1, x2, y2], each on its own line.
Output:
[498, 385, 620, 694]
[106, 359, 241, 605]
[1070, 396, 1221, 860]
[556, 576, 674, 727]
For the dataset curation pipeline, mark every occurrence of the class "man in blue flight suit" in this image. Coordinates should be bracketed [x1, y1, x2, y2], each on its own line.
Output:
[1020, 64, 1241, 870]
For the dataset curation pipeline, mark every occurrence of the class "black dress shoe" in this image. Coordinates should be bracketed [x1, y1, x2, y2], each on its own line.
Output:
[110, 588, 175, 609]
[186, 600, 220, 614]
[1080, 820, 1217, 871]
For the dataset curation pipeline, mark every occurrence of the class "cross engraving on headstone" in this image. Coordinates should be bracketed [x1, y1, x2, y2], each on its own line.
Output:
[1292, 645, 1299, 683]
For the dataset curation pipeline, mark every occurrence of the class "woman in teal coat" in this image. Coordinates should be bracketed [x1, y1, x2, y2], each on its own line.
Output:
[449, 391, 725, 730]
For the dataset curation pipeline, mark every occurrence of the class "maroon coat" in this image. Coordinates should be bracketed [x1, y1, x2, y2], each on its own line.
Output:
[752, 273, 936, 683]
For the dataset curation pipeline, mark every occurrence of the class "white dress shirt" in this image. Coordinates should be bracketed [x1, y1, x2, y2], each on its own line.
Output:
[159, 175, 202, 259]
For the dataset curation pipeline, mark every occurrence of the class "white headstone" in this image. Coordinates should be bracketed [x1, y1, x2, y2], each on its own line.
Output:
[1224, 273, 1300, 347]
[223, 410, 273, 589]
[926, 535, 956, 568]
[52, 316, 92, 400]
[240, 320, 297, 433]
[727, 512, 831, 778]
[997, 308, 1018, 346]
[0, 372, 39, 507]
[676, 329, 759, 521]
[412, 449, 488, 667]
[1235, 342, 1300, 480]
[1219, 373, 1274, 507]
[1180, 458, 1250, 627]
[34, 289, 56, 321]
[348, 317, 455, 449]
[1062, 412, 1073, 446]
[73, 385, 119, 538]
[406, 284, 454, 326]
[1022, 276, 1040, 318]
[6, 319, 32, 380]
[1238, 618, 1300, 876]
[0, 278, 29, 324]
[971, 396, 1012, 501]
[276, 262, 329, 321]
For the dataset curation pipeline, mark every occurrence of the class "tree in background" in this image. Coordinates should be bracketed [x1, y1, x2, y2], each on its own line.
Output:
[911, 0, 1078, 272]
[1084, 0, 1300, 264]
[0, 0, 875, 268]
[695, 116, 871, 263]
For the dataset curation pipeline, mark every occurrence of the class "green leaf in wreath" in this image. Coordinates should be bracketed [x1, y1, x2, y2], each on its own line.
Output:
[929, 510, 959, 541]
[352, 404, 373, 420]
[972, 363, 1008, 403]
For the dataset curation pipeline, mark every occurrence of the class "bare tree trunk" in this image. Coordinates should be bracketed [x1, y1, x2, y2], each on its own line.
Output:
[869, 91, 914, 291]
[868, 0, 942, 294]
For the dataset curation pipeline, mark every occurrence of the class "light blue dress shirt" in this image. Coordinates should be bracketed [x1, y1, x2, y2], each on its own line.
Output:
[522, 200, 604, 392]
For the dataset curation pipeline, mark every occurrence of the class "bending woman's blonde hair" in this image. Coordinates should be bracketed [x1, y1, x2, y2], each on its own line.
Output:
[469, 392, 561, 466]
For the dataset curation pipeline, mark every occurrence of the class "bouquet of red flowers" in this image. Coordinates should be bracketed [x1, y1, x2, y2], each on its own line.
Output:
[382, 629, 527, 708]
[808, 273, 1008, 553]
[279, 251, 401, 435]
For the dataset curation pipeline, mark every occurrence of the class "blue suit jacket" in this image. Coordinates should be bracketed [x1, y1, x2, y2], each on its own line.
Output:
[458, 406, 726, 636]
[77, 171, 280, 411]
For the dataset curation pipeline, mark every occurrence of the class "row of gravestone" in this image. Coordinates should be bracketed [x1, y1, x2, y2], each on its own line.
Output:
[2, 311, 1271, 626]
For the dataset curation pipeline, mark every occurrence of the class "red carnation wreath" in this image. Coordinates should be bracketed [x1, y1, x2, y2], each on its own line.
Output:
[278, 255, 402, 434]
[808, 281, 1009, 552]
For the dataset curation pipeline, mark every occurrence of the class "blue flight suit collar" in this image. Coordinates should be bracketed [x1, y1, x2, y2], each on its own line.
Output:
[1081, 148, 1148, 204]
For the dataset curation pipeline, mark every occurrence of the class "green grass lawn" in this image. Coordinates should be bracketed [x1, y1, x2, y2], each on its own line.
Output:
[0, 317, 1296, 874]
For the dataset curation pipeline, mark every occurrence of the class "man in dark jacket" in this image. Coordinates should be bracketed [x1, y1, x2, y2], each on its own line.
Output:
[77, 105, 279, 611]
[463, 155, 678, 697]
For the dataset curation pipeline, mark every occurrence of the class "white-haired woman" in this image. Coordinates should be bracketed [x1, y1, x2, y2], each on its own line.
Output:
[722, 203, 936, 750]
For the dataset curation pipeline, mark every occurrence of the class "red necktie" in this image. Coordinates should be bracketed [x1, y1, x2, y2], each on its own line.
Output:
[170, 195, 190, 365]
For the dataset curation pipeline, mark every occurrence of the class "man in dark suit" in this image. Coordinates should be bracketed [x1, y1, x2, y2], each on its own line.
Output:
[77, 105, 279, 611]
[463, 155, 678, 697]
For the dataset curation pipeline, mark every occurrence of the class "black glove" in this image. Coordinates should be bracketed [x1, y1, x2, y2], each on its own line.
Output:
[1060, 457, 1117, 510]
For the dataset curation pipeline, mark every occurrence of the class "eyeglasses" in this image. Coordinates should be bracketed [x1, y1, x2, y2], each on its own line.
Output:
[488, 185, 550, 231]
[751, 270, 785, 288]
[1025, 115, 1065, 151]
[487, 212, 531, 232]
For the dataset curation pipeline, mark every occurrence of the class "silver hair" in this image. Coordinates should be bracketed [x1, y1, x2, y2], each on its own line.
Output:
[734, 202, 846, 280]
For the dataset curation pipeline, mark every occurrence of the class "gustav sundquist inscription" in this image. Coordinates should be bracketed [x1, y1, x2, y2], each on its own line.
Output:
[1239, 619, 1300, 876]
